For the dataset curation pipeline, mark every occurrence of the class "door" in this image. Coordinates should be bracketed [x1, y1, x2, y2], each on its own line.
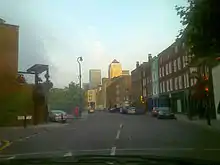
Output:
[177, 99, 182, 113]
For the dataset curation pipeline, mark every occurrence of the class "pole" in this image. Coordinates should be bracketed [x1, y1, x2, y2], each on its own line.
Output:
[77, 57, 83, 116]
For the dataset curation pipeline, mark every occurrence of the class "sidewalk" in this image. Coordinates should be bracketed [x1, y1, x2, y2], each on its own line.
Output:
[175, 114, 220, 132]
[0, 122, 66, 143]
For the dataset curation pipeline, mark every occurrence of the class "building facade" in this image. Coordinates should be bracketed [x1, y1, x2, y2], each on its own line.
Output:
[106, 75, 131, 108]
[158, 41, 198, 115]
[131, 62, 145, 109]
[89, 69, 101, 89]
[122, 70, 130, 75]
[108, 59, 122, 79]
[151, 56, 159, 107]
[0, 19, 19, 77]
[145, 54, 153, 111]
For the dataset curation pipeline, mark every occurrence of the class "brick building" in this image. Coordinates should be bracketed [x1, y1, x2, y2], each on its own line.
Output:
[158, 40, 201, 115]
[131, 62, 145, 109]
[106, 75, 131, 108]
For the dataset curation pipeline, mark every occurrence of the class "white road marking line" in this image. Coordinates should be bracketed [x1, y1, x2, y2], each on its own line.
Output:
[110, 147, 116, 155]
[5, 156, 16, 160]
[63, 152, 72, 157]
[115, 130, 121, 140]
[0, 149, 111, 157]
[120, 124, 123, 128]
[116, 148, 195, 151]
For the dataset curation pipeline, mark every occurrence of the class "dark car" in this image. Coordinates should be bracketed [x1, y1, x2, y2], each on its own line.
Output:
[151, 107, 159, 117]
[157, 108, 176, 119]
[109, 107, 120, 113]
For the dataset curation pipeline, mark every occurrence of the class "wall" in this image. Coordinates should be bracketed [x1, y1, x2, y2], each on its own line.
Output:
[0, 23, 18, 77]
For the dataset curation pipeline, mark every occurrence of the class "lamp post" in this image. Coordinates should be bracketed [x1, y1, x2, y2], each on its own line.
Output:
[77, 57, 83, 116]
[77, 57, 83, 88]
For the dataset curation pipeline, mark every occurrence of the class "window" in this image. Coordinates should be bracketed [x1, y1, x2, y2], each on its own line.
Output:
[163, 81, 166, 93]
[166, 64, 169, 75]
[170, 79, 173, 91]
[175, 46, 178, 53]
[183, 74, 186, 88]
[143, 71, 146, 77]
[174, 60, 177, 72]
[186, 73, 189, 87]
[143, 79, 146, 87]
[144, 88, 147, 97]
[159, 68, 161, 77]
[190, 78, 194, 86]
[178, 76, 182, 89]
[182, 56, 185, 68]
[167, 80, 170, 92]
[185, 54, 188, 66]
[182, 42, 185, 49]
[162, 67, 165, 76]
[169, 62, 172, 74]
[174, 77, 178, 90]
[160, 82, 162, 93]
[194, 78, 197, 85]
[177, 57, 181, 70]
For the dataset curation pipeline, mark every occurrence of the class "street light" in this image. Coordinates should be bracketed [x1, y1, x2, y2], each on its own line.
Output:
[77, 56, 83, 88]
[77, 56, 83, 116]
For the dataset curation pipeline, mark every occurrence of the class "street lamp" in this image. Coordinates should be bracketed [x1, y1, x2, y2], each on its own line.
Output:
[77, 56, 83, 116]
[77, 57, 83, 88]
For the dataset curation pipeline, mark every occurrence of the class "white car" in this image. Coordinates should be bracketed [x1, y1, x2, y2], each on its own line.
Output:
[49, 110, 67, 122]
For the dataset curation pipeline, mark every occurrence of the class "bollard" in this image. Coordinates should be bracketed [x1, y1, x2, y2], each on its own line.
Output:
[23, 115, 27, 128]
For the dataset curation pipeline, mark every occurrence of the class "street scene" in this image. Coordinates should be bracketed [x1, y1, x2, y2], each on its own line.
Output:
[1, 0, 220, 164]
[1, 112, 220, 161]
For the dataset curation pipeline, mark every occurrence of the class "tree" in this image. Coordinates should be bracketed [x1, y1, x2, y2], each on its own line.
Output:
[48, 82, 84, 112]
[176, 0, 220, 59]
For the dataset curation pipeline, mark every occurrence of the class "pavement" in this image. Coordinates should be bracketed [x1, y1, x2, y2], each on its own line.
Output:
[1, 111, 220, 161]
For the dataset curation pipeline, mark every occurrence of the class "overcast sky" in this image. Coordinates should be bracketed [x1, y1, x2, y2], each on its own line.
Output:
[0, 0, 186, 88]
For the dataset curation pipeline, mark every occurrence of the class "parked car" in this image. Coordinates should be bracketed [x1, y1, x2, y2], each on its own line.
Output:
[49, 110, 67, 123]
[127, 107, 136, 114]
[157, 108, 176, 119]
[151, 107, 159, 117]
[120, 107, 129, 114]
[109, 107, 120, 113]
[88, 109, 95, 113]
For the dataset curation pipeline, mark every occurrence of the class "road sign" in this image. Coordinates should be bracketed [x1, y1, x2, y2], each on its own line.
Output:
[17, 115, 32, 120]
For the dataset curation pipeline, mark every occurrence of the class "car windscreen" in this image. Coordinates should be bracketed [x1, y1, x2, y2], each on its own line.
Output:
[51, 110, 66, 114]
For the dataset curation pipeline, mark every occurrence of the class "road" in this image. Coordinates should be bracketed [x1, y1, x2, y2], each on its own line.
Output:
[1, 111, 220, 161]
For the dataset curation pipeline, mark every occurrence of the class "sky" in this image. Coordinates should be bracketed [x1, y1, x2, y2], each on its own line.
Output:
[0, 0, 187, 88]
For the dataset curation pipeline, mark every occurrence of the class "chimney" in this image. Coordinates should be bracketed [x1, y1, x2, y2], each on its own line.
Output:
[148, 54, 152, 62]
[136, 61, 139, 68]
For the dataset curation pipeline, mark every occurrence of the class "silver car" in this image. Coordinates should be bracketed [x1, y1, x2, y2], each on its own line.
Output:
[49, 110, 67, 122]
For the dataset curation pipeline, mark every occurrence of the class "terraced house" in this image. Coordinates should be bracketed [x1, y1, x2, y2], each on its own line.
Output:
[158, 40, 197, 114]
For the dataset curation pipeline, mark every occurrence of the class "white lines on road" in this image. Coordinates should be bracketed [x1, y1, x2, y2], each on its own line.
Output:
[110, 123, 123, 156]
[64, 151, 73, 157]
[110, 147, 116, 156]
[115, 130, 121, 140]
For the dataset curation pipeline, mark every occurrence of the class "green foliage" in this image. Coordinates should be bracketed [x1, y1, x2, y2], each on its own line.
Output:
[176, 0, 220, 58]
[48, 82, 84, 112]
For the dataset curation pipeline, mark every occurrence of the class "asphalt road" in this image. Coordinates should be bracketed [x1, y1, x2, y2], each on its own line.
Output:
[1, 111, 220, 161]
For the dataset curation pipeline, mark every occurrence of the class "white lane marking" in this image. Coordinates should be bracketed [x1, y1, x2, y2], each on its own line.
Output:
[115, 130, 121, 140]
[110, 147, 116, 155]
[120, 124, 123, 128]
[116, 148, 195, 151]
[0, 149, 110, 157]
[5, 156, 16, 160]
[64, 152, 72, 157]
